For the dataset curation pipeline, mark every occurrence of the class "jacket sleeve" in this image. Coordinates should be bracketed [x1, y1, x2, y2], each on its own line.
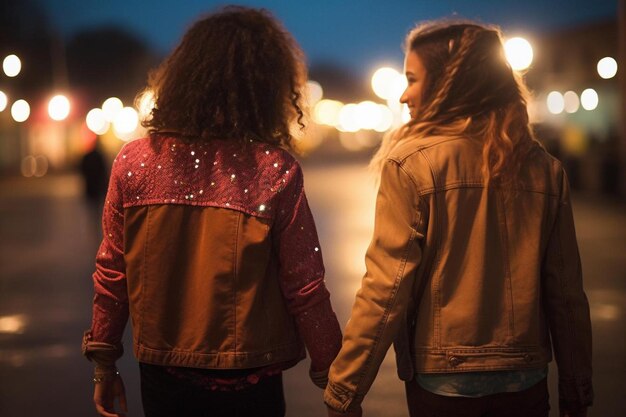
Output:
[324, 159, 425, 411]
[541, 167, 593, 412]
[82, 153, 130, 366]
[273, 161, 342, 388]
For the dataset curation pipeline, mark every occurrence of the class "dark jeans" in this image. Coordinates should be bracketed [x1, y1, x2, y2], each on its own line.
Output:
[140, 363, 286, 417]
[405, 377, 550, 417]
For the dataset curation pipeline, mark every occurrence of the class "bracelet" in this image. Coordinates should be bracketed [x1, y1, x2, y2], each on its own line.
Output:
[93, 370, 120, 383]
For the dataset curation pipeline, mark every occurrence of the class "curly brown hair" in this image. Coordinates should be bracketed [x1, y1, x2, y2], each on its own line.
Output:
[142, 6, 306, 150]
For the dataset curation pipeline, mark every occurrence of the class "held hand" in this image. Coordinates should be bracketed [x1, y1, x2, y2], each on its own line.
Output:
[560, 407, 587, 417]
[94, 372, 128, 417]
[326, 405, 363, 417]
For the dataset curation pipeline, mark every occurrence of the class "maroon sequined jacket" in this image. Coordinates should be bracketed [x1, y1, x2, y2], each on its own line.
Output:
[83, 136, 342, 388]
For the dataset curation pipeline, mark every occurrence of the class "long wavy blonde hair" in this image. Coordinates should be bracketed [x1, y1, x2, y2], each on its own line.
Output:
[371, 21, 541, 190]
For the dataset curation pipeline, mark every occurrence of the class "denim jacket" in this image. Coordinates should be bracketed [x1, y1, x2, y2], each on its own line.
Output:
[325, 135, 593, 411]
[84, 136, 341, 388]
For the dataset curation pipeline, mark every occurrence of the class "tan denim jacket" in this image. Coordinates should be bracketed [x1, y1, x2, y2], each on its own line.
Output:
[325, 136, 593, 411]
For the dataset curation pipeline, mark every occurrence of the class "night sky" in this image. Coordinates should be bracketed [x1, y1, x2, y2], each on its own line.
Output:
[36, 0, 618, 76]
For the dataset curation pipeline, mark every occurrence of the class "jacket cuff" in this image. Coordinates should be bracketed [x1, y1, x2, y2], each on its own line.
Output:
[82, 330, 124, 367]
[558, 376, 593, 410]
[324, 381, 363, 412]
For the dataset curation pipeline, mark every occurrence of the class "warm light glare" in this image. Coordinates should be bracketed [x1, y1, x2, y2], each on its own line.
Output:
[0, 90, 7, 112]
[337, 103, 361, 132]
[306, 80, 324, 107]
[137, 89, 156, 121]
[3, 54, 21, 77]
[580, 88, 599, 111]
[48, 95, 71, 121]
[597, 57, 617, 79]
[371, 67, 401, 100]
[86, 108, 110, 135]
[355, 101, 382, 130]
[102, 97, 123, 121]
[113, 106, 139, 136]
[0, 315, 26, 334]
[563, 91, 580, 114]
[547, 91, 565, 115]
[504, 37, 533, 71]
[374, 105, 394, 132]
[313, 99, 344, 126]
[11, 99, 30, 122]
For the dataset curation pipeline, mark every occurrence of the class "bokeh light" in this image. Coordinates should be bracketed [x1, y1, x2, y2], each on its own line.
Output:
[563, 91, 580, 113]
[113, 106, 139, 137]
[374, 105, 394, 132]
[313, 99, 343, 126]
[371, 67, 401, 100]
[48, 95, 71, 121]
[0, 90, 7, 112]
[597, 57, 617, 79]
[306, 80, 324, 107]
[355, 101, 381, 130]
[3, 54, 21, 77]
[504, 37, 533, 71]
[547, 91, 565, 115]
[11, 99, 30, 122]
[102, 97, 124, 122]
[86, 108, 110, 135]
[580, 88, 598, 111]
[337, 103, 360, 132]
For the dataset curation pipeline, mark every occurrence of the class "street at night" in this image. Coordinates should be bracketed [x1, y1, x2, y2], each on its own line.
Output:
[0, 156, 624, 416]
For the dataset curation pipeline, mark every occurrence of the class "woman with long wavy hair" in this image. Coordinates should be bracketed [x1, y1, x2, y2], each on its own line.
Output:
[81, 6, 342, 417]
[324, 21, 592, 417]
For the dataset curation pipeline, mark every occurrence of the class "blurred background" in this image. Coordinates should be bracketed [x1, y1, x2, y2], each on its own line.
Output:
[0, 0, 624, 416]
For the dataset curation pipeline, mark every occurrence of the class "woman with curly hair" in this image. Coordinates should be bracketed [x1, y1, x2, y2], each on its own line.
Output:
[324, 21, 592, 417]
[82, 6, 342, 417]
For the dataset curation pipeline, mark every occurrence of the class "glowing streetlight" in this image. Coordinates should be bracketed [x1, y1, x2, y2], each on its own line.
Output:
[374, 105, 394, 132]
[48, 94, 71, 121]
[563, 91, 579, 113]
[337, 103, 360, 132]
[102, 97, 123, 121]
[371, 67, 405, 100]
[546, 91, 565, 115]
[3, 54, 21, 77]
[580, 88, 598, 111]
[11, 99, 30, 122]
[306, 80, 323, 107]
[0, 91, 7, 112]
[86, 108, 110, 135]
[597, 57, 617, 79]
[313, 99, 343, 126]
[355, 101, 382, 130]
[504, 37, 533, 71]
[113, 107, 139, 137]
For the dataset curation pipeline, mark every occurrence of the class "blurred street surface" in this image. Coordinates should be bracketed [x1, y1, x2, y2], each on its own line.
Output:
[1, 156, 624, 417]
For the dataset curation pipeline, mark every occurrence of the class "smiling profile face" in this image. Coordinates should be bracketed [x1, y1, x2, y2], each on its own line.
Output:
[400, 51, 427, 120]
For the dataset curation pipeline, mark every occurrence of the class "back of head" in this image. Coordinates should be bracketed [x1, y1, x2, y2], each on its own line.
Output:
[374, 20, 540, 190]
[143, 6, 306, 150]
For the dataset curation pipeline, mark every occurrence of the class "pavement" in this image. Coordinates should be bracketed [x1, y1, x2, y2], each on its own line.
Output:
[0, 159, 624, 417]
